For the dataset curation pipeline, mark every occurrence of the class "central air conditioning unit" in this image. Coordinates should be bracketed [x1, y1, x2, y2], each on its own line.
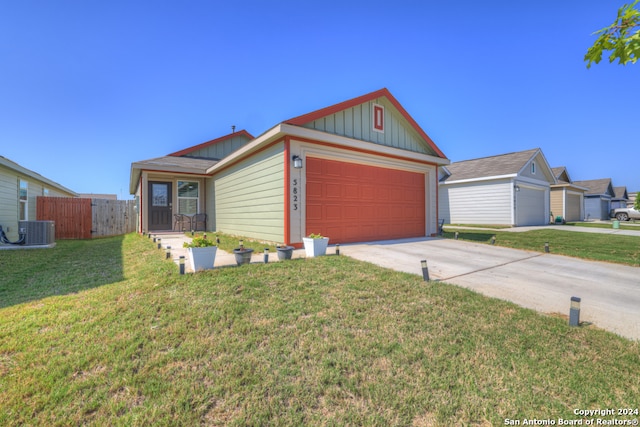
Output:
[18, 221, 56, 246]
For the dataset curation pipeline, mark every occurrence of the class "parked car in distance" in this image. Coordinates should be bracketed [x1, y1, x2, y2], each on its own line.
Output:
[611, 207, 640, 221]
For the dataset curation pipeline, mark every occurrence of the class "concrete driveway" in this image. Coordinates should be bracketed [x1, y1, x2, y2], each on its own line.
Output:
[341, 238, 640, 341]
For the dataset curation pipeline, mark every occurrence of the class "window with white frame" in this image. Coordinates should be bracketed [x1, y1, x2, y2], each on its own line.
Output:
[19, 179, 28, 220]
[177, 181, 199, 214]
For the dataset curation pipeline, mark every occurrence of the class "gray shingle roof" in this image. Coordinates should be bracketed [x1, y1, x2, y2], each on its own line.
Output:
[131, 156, 218, 173]
[573, 178, 613, 196]
[441, 148, 539, 182]
[551, 166, 570, 183]
[0, 155, 77, 196]
[613, 186, 628, 200]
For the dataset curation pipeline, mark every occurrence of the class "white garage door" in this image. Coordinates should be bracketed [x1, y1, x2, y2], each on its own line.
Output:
[516, 186, 547, 226]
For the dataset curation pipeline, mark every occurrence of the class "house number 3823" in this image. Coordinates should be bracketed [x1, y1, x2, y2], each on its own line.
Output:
[292, 179, 299, 210]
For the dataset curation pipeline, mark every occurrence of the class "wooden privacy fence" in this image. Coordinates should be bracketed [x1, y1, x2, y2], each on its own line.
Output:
[37, 197, 137, 239]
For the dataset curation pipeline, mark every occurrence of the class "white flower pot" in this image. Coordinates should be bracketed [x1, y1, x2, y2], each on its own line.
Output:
[302, 237, 329, 257]
[188, 246, 217, 271]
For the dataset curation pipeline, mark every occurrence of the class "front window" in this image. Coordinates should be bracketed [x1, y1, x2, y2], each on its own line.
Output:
[178, 181, 199, 214]
[19, 179, 28, 220]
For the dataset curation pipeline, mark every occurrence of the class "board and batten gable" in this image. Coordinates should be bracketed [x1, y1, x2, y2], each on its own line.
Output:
[213, 142, 285, 242]
[439, 179, 513, 225]
[180, 133, 253, 160]
[297, 97, 439, 157]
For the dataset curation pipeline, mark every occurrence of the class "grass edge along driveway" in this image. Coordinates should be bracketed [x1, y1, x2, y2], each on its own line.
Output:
[1, 234, 639, 426]
[442, 227, 640, 267]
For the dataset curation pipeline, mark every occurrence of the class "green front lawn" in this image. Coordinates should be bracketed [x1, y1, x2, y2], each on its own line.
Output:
[565, 221, 640, 230]
[1, 234, 638, 426]
[443, 228, 640, 267]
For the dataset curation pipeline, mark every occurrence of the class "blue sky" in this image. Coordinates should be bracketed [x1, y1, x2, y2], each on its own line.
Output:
[1, 1, 638, 198]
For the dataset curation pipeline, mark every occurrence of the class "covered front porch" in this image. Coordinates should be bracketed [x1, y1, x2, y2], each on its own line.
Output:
[130, 156, 216, 234]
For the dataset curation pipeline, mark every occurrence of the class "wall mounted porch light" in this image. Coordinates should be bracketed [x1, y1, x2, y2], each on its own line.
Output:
[292, 155, 303, 169]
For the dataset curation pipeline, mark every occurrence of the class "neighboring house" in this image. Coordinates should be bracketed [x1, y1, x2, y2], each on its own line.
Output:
[611, 186, 629, 210]
[550, 167, 587, 222]
[0, 156, 77, 241]
[130, 88, 450, 245]
[79, 193, 118, 200]
[628, 192, 637, 208]
[572, 178, 615, 220]
[438, 148, 556, 226]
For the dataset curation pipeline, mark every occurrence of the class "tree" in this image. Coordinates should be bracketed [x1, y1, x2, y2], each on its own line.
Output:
[585, 0, 640, 68]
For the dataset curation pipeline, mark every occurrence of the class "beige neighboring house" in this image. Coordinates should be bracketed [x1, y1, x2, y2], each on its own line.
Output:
[79, 193, 118, 200]
[130, 88, 450, 246]
[0, 156, 77, 241]
[550, 167, 587, 222]
[628, 192, 637, 208]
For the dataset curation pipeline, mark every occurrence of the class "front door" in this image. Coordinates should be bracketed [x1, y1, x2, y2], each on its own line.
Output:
[148, 181, 173, 230]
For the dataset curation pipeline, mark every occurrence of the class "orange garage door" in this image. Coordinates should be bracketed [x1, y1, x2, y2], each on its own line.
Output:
[306, 157, 425, 243]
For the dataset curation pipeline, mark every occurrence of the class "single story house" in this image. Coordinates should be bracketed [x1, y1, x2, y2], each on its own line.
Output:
[438, 148, 556, 226]
[572, 178, 615, 220]
[0, 156, 77, 241]
[611, 186, 629, 210]
[550, 167, 587, 222]
[130, 88, 450, 246]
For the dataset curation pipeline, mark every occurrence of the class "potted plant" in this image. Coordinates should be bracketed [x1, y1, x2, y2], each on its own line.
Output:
[183, 237, 217, 272]
[233, 240, 254, 265]
[276, 244, 295, 260]
[302, 233, 329, 257]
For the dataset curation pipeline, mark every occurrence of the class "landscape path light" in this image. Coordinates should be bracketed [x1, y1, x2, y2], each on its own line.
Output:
[569, 296, 581, 327]
[179, 256, 185, 275]
[421, 259, 430, 281]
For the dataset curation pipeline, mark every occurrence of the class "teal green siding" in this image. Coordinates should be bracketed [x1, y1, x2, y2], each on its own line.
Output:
[184, 134, 252, 159]
[213, 142, 285, 242]
[301, 97, 437, 156]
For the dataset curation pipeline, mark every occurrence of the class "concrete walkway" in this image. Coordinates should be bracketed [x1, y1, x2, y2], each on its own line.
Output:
[148, 232, 307, 272]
